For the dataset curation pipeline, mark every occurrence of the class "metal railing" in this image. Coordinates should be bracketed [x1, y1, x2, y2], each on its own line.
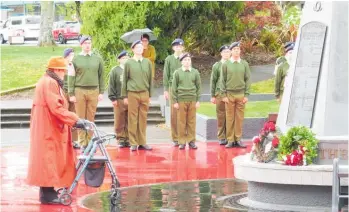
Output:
[332, 158, 349, 212]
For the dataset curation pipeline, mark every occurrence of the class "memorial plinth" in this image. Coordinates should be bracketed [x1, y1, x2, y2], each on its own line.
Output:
[233, 1, 349, 210]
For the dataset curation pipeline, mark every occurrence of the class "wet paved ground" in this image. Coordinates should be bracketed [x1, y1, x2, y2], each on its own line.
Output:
[82, 179, 248, 212]
[0, 142, 251, 212]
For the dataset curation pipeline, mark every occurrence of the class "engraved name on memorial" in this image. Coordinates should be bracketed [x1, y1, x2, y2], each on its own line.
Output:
[287, 22, 327, 127]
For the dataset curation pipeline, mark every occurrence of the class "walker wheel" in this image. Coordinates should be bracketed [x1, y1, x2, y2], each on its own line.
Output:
[60, 193, 72, 206]
[110, 189, 121, 205]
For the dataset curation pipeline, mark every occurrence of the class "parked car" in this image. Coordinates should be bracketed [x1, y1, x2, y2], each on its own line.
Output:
[52, 21, 81, 44]
[0, 16, 40, 44]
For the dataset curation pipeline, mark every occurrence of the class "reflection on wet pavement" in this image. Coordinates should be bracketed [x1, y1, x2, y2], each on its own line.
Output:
[82, 179, 248, 212]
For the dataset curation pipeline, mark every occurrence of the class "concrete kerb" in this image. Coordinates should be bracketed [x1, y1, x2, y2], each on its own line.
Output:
[160, 94, 273, 141]
[0, 84, 36, 96]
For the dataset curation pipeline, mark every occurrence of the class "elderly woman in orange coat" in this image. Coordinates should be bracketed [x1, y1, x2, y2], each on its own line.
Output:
[26, 56, 88, 204]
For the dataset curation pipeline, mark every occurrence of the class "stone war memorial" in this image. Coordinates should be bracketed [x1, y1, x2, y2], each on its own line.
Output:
[233, 1, 348, 211]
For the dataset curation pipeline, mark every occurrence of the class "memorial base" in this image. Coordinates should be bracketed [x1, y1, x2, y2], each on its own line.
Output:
[233, 154, 348, 211]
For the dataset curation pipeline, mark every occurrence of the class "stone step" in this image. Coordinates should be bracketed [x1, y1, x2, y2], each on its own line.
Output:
[1, 111, 163, 122]
[0, 117, 165, 129]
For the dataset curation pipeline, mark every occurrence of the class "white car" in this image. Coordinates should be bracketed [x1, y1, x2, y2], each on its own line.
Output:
[0, 16, 41, 44]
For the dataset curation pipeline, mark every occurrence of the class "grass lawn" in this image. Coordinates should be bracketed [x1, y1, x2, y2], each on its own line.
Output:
[1, 46, 80, 91]
[197, 100, 279, 118]
[250, 78, 274, 93]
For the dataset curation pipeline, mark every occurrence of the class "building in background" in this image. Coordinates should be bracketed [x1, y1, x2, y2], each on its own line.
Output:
[0, 1, 76, 23]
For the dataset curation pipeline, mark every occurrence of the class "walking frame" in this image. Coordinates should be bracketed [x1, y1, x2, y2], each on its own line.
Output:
[57, 121, 121, 206]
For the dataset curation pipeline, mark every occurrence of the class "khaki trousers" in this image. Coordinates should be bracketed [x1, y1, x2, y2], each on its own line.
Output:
[128, 91, 149, 146]
[75, 87, 99, 147]
[64, 91, 78, 142]
[216, 95, 226, 140]
[177, 101, 196, 145]
[169, 88, 178, 141]
[113, 99, 128, 141]
[225, 93, 245, 143]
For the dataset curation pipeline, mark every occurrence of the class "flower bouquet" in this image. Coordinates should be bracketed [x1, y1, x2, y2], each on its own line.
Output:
[277, 126, 319, 166]
[250, 121, 280, 163]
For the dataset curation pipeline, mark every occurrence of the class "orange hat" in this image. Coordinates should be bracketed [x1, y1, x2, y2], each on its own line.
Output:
[47, 56, 67, 70]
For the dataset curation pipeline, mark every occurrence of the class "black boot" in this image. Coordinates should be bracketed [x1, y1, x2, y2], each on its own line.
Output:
[173, 141, 179, 147]
[118, 140, 127, 148]
[39, 187, 60, 204]
[225, 142, 235, 148]
[188, 141, 198, 149]
[235, 141, 246, 148]
[219, 139, 228, 145]
[138, 145, 152, 150]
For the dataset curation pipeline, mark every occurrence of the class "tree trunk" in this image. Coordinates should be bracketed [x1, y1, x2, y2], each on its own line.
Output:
[38, 1, 56, 47]
[75, 1, 82, 23]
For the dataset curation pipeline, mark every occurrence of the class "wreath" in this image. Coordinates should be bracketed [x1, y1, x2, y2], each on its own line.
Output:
[250, 121, 280, 163]
[277, 126, 319, 166]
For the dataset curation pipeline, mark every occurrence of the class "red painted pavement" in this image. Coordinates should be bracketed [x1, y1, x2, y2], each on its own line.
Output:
[0, 142, 251, 212]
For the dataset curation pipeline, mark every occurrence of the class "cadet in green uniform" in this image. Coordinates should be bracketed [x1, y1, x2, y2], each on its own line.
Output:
[108, 50, 130, 148]
[163, 38, 184, 146]
[210, 45, 231, 145]
[122, 40, 153, 151]
[275, 42, 294, 103]
[68, 36, 105, 150]
[172, 53, 201, 150]
[221, 42, 251, 148]
[63, 48, 79, 148]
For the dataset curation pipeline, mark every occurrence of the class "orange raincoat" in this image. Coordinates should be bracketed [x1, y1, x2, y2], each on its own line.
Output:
[27, 74, 79, 188]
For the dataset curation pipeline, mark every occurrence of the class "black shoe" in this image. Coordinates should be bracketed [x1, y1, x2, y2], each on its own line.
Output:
[219, 139, 228, 145]
[179, 144, 185, 149]
[235, 141, 246, 148]
[130, 145, 137, 151]
[125, 141, 131, 147]
[118, 141, 127, 148]
[173, 141, 179, 147]
[188, 142, 197, 149]
[39, 187, 60, 204]
[138, 145, 152, 150]
[225, 142, 235, 148]
[73, 142, 80, 149]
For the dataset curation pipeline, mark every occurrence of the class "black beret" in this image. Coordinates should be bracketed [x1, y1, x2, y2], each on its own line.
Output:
[285, 42, 295, 53]
[79, 35, 91, 44]
[171, 38, 184, 46]
[219, 45, 230, 52]
[117, 50, 129, 59]
[284, 41, 294, 49]
[179, 53, 191, 61]
[229, 41, 240, 50]
[131, 40, 142, 48]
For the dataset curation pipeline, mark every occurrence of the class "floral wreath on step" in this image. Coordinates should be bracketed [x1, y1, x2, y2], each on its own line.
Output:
[277, 126, 319, 166]
[250, 121, 280, 163]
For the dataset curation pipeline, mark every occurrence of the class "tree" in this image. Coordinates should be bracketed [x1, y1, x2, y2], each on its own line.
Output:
[75, 1, 82, 23]
[56, 1, 82, 22]
[38, 1, 56, 47]
[146, 2, 245, 57]
[80, 1, 244, 70]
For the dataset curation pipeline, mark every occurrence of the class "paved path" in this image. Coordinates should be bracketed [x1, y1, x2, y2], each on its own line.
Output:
[0, 142, 251, 212]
